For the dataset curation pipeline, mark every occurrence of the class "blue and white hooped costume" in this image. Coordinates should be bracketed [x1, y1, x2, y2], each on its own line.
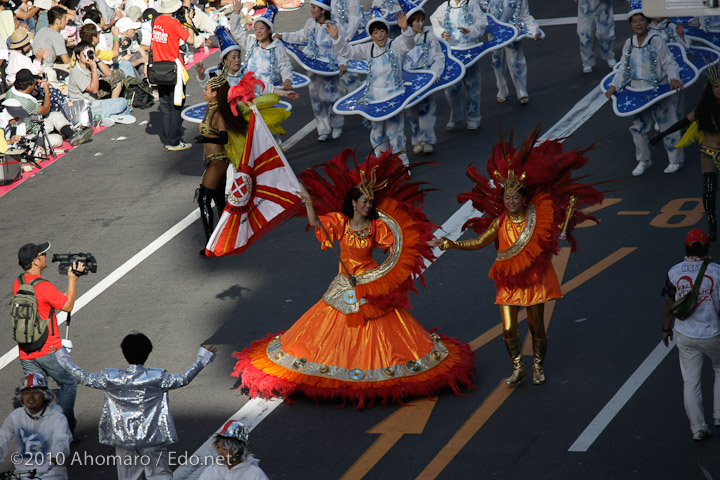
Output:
[577, 0, 615, 70]
[404, 27, 445, 146]
[334, 26, 415, 162]
[332, 0, 365, 94]
[430, 0, 486, 127]
[610, 33, 684, 168]
[284, 16, 347, 137]
[486, 0, 539, 101]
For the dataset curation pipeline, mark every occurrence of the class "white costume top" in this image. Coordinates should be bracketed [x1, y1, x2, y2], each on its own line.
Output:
[667, 258, 720, 339]
[430, 0, 487, 47]
[332, 0, 363, 41]
[6, 50, 43, 85]
[610, 34, 680, 90]
[486, 0, 539, 35]
[334, 29, 414, 102]
[403, 27, 445, 77]
[649, 19, 689, 49]
[0, 404, 71, 479]
[283, 18, 346, 65]
[229, 14, 293, 94]
[198, 458, 269, 480]
[371, 0, 400, 15]
[699, 15, 720, 33]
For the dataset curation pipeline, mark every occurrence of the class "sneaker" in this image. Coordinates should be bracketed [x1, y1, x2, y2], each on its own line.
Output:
[423, 144, 433, 154]
[714, 418, 720, 428]
[165, 142, 192, 151]
[413, 144, 424, 154]
[607, 58, 617, 68]
[318, 134, 329, 142]
[664, 163, 682, 174]
[467, 123, 479, 130]
[70, 127, 93, 146]
[632, 161, 651, 176]
[583, 65, 593, 74]
[497, 97, 507, 103]
[331, 127, 342, 139]
[445, 121, 456, 130]
[100, 118, 115, 127]
[693, 429, 712, 441]
[110, 114, 136, 124]
[519, 97, 529, 105]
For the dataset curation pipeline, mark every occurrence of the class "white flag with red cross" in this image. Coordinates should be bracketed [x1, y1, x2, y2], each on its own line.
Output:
[206, 105, 302, 257]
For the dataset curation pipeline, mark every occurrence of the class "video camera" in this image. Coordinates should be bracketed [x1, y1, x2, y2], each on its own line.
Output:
[173, 6, 199, 34]
[52, 253, 98, 276]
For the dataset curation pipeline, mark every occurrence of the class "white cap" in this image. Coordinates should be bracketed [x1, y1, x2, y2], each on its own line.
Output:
[116, 17, 142, 33]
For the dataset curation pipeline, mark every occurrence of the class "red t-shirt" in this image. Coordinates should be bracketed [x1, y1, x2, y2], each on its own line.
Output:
[12, 274, 68, 360]
[151, 15, 190, 66]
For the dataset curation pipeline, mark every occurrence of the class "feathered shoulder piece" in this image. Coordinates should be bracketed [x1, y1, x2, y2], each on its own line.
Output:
[299, 149, 437, 323]
[461, 125, 606, 252]
[228, 72, 266, 116]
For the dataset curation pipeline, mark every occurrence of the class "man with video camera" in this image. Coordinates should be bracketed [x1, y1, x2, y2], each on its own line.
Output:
[12, 242, 85, 437]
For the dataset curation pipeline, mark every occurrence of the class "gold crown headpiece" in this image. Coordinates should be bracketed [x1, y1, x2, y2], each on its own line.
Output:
[493, 165, 526, 195]
[208, 65, 229, 90]
[706, 59, 720, 86]
[357, 166, 388, 200]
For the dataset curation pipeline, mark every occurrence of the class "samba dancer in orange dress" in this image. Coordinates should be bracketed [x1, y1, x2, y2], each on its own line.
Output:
[232, 150, 475, 406]
[433, 127, 604, 386]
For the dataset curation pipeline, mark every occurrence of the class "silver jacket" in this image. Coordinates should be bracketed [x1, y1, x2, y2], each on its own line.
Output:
[56, 347, 215, 449]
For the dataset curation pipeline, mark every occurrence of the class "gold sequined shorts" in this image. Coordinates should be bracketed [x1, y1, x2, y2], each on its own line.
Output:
[204, 152, 230, 168]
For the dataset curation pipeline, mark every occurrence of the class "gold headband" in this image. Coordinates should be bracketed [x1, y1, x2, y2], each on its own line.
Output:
[493, 164, 526, 195]
[208, 64, 229, 90]
[357, 166, 388, 200]
[707, 59, 720, 86]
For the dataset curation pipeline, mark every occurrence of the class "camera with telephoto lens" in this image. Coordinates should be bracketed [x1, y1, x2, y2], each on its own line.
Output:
[85, 49, 94, 60]
[173, 6, 199, 34]
[52, 253, 98, 276]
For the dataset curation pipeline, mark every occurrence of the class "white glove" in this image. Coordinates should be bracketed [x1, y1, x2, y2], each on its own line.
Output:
[61, 339, 73, 352]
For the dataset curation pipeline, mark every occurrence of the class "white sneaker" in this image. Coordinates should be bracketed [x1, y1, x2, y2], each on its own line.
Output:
[607, 58, 617, 68]
[583, 65, 593, 73]
[632, 161, 651, 176]
[445, 121, 456, 130]
[331, 127, 342, 139]
[413, 144, 424, 154]
[423, 144, 433, 154]
[693, 429, 712, 441]
[110, 114, 136, 124]
[467, 123, 479, 130]
[318, 134, 329, 142]
[101, 118, 115, 127]
[664, 163, 682, 174]
[165, 142, 192, 151]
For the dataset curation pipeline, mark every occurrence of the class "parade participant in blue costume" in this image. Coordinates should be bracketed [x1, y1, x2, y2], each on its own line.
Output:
[430, 0, 486, 130]
[650, 17, 689, 48]
[651, 64, 720, 241]
[371, 0, 400, 21]
[275, 0, 346, 142]
[331, 0, 365, 101]
[577, 0, 616, 74]
[328, 9, 415, 165]
[229, 3, 296, 97]
[196, 27, 245, 88]
[604, 3, 684, 177]
[401, 0, 443, 154]
[486, 0, 541, 104]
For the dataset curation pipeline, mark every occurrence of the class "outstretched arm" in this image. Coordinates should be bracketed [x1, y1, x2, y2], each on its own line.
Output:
[300, 183, 321, 228]
[55, 348, 109, 389]
[161, 345, 217, 390]
[431, 218, 500, 250]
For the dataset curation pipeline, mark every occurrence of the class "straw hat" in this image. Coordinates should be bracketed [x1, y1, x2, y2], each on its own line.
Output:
[9, 29, 33, 49]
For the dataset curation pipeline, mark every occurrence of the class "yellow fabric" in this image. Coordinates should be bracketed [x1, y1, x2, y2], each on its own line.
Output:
[494, 214, 562, 306]
[227, 94, 291, 168]
[96, 49, 114, 62]
[0, 134, 8, 154]
[676, 120, 704, 148]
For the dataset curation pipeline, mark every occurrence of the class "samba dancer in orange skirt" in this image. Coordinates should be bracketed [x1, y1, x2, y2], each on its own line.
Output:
[232, 150, 475, 406]
[432, 127, 604, 386]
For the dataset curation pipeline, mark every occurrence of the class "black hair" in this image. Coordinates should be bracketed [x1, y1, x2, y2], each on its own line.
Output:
[14, 76, 35, 91]
[79, 24, 99, 44]
[212, 82, 248, 135]
[341, 187, 379, 220]
[368, 21, 388, 34]
[628, 13, 650, 23]
[695, 82, 720, 134]
[121, 332, 153, 365]
[407, 11, 426, 24]
[74, 40, 93, 58]
[686, 243, 710, 257]
[82, 9, 102, 25]
[500, 186, 528, 198]
[19, 259, 33, 271]
[48, 6, 66, 25]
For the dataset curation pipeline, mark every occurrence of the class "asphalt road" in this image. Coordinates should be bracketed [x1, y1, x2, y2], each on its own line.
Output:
[1, 1, 719, 479]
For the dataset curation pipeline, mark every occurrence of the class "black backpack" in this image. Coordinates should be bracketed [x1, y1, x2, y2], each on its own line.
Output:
[124, 77, 155, 109]
[10, 274, 51, 353]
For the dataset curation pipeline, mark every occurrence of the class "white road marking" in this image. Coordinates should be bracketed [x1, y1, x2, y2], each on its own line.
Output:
[537, 14, 628, 27]
[283, 120, 317, 151]
[568, 339, 677, 452]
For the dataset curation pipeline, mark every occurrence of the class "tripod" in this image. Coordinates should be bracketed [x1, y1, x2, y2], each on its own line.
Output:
[28, 117, 55, 161]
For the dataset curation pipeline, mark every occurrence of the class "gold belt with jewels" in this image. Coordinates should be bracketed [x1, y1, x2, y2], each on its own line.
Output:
[700, 146, 720, 168]
[204, 151, 230, 167]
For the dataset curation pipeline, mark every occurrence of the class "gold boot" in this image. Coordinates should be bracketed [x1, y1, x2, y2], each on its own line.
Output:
[504, 337, 526, 385]
[532, 338, 548, 385]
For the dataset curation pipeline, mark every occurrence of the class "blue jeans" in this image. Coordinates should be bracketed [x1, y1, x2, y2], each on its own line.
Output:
[118, 60, 137, 78]
[91, 98, 130, 119]
[21, 353, 77, 432]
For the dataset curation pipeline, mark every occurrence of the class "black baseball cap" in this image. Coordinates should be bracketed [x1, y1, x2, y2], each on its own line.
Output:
[15, 69, 41, 84]
[18, 242, 50, 265]
[141, 8, 158, 22]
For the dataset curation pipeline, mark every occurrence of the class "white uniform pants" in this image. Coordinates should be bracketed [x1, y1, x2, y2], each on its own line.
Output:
[629, 95, 684, 166]
[370, 113, 407, 165]
[577, 0, 615, 68]
[115, 445, 172, 480]
[39, 111, 70, 147]
[406, 96, 437, 145]
[491, 40, 528, 100]
[677, 332, 720, 434]
[444, 60, 481, 127]
[308, 72, 344, 136]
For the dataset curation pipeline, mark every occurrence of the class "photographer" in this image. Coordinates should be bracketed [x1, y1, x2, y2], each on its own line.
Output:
[79, 23, 125, 99]
[12, 242, 85, 435]
[115, 17, 148, 79]
[6, 69, 93, 147]
[67, 41, 135, 123]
